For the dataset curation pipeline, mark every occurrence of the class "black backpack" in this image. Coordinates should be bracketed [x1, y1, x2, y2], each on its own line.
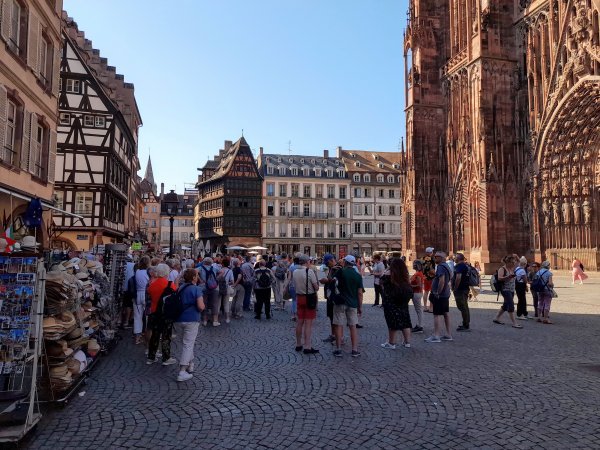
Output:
[491, 269, 503, 292]
[256, 269, 271, 288]
[162, 283, 193, 321]
[124, 273, 136, 301]
[218, 269, 230, 295]
[467, 265, 480, 287]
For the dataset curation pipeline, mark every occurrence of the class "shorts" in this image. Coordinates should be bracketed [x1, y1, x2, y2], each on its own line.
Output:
[297, 294, 317, 320]
[424, 279, 433, 292]
[501, 290, 515, 313]
[332, 305, 358, 327]
[431, 295, 449, 316]
[122, 292, 133, 308]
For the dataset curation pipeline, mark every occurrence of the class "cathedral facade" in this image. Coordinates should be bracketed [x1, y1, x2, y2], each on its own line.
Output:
[402, 0, 600, 272]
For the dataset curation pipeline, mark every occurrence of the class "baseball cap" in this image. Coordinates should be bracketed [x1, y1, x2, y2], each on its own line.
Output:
[323, 254, 335, 264]
[343, 255, 356, 265]
[425, 247, 434, 253]
[298, 254, 310, 264]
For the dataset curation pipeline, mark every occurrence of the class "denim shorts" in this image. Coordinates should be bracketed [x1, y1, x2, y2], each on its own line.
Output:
[501, 290, 515, 313]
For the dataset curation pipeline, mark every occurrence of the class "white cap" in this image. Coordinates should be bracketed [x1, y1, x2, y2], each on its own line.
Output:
[344, 255, 356, 265]
[425, 247, 434, 253]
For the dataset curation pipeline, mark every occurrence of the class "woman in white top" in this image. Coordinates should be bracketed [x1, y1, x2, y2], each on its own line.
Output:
[134, 255, 151, 344]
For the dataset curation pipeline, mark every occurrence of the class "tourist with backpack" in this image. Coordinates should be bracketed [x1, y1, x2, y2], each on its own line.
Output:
[254, 260, 276, 320]
[492, 255, 523, 329]
[533, 261, 555, 324]
[216, 257, 235, 324]
[293, 254, 320, 354]
[273, 253, 289, 311]
[172, 269, 205, 382]
[145, 264, 177, 366]
[199, 257, 220, 326]
[241, 256, 256, 311]
[452, 253, 471, 332]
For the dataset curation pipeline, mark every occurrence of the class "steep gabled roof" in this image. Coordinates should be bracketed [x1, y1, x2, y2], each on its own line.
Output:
[198, 136, 261, 185]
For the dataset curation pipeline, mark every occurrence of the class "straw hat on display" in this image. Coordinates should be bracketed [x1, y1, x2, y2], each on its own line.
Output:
[87, 339, 100, 357]
[20, 235, 40, 251]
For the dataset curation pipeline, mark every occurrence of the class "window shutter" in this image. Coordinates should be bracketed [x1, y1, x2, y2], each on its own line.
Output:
[47, 129, 57, 183]
[27, 11, 40, 75]
[20, 108, 30, 170]
[0, 0, 12, 44]
[0, 84, 7, 158]
[28, 112, 37, 174]
[52, 44, 61, 97]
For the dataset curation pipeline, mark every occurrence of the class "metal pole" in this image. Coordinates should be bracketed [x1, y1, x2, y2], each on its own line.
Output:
[169, 216, 174, 256]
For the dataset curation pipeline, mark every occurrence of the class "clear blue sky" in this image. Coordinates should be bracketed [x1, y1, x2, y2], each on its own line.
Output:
[63, 0, 408, 193]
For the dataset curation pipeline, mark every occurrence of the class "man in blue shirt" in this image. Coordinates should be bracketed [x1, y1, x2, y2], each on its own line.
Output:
[425, 251, 453, 343]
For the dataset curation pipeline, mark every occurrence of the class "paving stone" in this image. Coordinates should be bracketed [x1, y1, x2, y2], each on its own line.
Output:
[22, 274, 600, 448]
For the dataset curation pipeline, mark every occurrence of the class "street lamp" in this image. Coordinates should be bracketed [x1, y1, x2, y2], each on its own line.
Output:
[163, 190, 180, 257]
[189, 232, 194, 258]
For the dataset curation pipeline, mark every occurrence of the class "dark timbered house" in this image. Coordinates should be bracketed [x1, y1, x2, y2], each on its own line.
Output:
[52, 17, 141, 251]
[196, 137, 262, 253]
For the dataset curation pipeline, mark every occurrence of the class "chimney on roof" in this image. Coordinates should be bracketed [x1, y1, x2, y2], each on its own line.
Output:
[160, 182, 164, 198]
[323, 149, 329, 158]
[336, 146, 342, 158]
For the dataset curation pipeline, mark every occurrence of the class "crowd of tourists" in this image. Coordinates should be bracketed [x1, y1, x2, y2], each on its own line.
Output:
[120, 248, 585, 382]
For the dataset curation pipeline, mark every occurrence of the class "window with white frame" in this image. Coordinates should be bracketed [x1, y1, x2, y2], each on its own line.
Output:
[291, 167, 298, 176]
[267, 201, 274, 216]
[364, 222, 373, 234]
[303, 184, 311, 198]
[95, 116, 105, 128]
[354, 222, 362, 234]
[378, 188, 385, 198]
[377, 174, 384, 183]
[364, 188, 371, 198]
[390, 222, 399, 235]
[339, 186, 347, 199]
[59, 113, 70, 125]
[378, 222, 385, 234]
[75, 192, 93, 214]
[378, 205, 386, 215]
[278, 166, 286, 175]
[353, 204, 362, 216]
[266, 165, 274, 175]
[303, 203, 310, 217]
[279, 223, 287, 237]
[388, 175, 395, 183]
[279, 202, 286, 216]
[303, 224, 311, 237]
[291, 202, 299, 217]
[326, 169, 333, 177]
[364, 204, 372, 215]
[389, 205, 396, 215]
[279, 183, 287, 197]
[339, 223, 347, 238]
[315, 184, 323, 198]
[314, 168, 321, 177]
[339, 203, 346, 218]
[8, 0, 23, 55]
[84, 115, 94, 127]
[338, 169, 345, 178]
[54, 191, 64, 209]
[291, 223, 300, 238]
[364, 174, 371, 182]
[353, 174, 360, 182]
[388, 189, 396, 198]
[267, 222, 275, 236]
[39, 37, 51, 86]
[327, 185, 335, 198]
[31, 122, 44, 178]
[266, 183, 275, 197]
[66, 79, 81, 93]
[291, 183, 299, 197]
[353, 187, 362, 198]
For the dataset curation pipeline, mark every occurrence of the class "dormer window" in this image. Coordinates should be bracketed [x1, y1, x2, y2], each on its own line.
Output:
[338, 169, 345, 178]
[291, 167, 298, 176]
[300, 158, 304, 164]
[277, 157, 282, 162]
[279, 166, 286, 175]
[364, 174, 371, 182]
[387, 175, 395, 183]
[266, 165, 274, 175]
[393, 163, 400, 169]
[355, 161, 361, 167]
[311, 159, 316, 164]
[326, 169, 333, 177]
[372, 154, 379, 160]
[353, 174, 360, 182]
[378, 163, 384, 168]
[377, 174, 384, 183]
[314, 168, 321, 177]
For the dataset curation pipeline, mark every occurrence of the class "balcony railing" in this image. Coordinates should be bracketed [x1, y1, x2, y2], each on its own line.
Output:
[286, 212, 334, 219]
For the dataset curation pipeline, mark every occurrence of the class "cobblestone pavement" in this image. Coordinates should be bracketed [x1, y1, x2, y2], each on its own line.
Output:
[26, 274, 600, 449]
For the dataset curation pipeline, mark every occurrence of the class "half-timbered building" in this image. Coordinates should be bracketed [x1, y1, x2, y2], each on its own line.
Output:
[51, 16, 142, 251]
[196, 137, 262, 254]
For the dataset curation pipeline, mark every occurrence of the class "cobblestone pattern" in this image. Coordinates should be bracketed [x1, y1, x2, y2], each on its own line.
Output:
[26, 275, 600, 449]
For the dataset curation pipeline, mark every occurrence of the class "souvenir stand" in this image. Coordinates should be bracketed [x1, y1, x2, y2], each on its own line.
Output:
[0, 255, 45, 443]
[102, 244, 128, 335]
[39, 258, 105, 403]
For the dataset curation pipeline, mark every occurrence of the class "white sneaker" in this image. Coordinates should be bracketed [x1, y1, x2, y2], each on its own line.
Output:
[424, 336, 441, 343]
[187, 362, 195, 373]
[177, 371, 193, 382]
[402, 342, 411, 348]
[380, 342, 396, 349]
[213, 322, 221, 327]
[162, 357, 177, 366]
[156, 351, 162, 358]
[441, 335, 454, 341]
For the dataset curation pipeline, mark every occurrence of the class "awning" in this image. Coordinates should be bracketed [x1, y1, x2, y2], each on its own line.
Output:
[0, 185, 84, 219]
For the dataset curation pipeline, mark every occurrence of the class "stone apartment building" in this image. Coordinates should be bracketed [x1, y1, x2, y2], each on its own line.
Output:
[159, 186, 196, 256]
[339, 148, 403, 256]
[0, 0, 63, 248]
[258, 149, 352, 258]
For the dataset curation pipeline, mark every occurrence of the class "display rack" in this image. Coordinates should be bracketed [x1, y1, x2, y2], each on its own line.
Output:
[0, 256, 45, 443]
[102, 244, 127, 333]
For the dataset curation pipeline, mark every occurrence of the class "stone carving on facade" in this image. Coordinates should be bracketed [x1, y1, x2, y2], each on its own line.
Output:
[552, 199, 560, 225]
[582, 199, 592, 224]
[573, 199, 581, 224]
[562, 200, 571, 224]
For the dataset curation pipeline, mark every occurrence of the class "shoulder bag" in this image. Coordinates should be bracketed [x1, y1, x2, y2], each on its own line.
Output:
[305, 268, 318, 310]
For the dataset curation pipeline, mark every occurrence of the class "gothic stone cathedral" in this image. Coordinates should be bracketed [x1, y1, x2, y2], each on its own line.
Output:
[402, 0, 600, 272]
